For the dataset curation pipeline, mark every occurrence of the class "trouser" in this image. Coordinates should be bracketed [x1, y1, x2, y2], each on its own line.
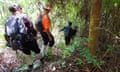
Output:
[40, 32, 55, 57]
[65, 36, 71, 45]
[41, 32, 54, 47]
[7, 34, 41, 66]
[22, 39, 40, 55]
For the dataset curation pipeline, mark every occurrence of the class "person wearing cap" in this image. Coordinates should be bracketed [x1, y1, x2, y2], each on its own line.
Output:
[5, 3, 41, 70]
[36, 2, 55, 63]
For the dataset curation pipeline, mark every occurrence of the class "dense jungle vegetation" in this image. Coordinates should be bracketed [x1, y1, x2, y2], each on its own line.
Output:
[0, 0, 120, 72]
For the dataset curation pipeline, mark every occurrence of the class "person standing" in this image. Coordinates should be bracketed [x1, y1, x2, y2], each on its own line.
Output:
[5, 3, 41, 70]
[35, 3, 55, 61]
[60, 21, 73, 46]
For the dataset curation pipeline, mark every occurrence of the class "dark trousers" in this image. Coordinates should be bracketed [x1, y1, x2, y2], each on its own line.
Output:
[41, 32, 54, 47]
[65, 36, 71, 45]
[22, 39, 40, 55]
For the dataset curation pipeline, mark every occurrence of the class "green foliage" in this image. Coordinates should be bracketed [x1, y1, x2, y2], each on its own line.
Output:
[31, 51, 35, 60]
[58, 36, 105, 67]
[76, 58, 83, 65]
[49, 0, 82, 29]
[102, 0, 120, 13]
[76, 37, 105, 66]
[47, 47, 52, 56]
[60, 60, 66, 68]
[106, 45, 113, 52]
[65, 0, 79, 22]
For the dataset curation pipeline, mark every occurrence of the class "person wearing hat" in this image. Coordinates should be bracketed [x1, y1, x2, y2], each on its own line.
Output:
[35, 2, 55, 63]
[5, 3, 41, 70]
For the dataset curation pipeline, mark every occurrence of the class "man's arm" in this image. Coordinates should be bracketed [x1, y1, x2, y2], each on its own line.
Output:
[23, 15, 37, 37]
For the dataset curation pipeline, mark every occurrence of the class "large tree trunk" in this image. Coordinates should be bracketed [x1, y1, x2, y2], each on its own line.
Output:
[88, 0, 102, 55]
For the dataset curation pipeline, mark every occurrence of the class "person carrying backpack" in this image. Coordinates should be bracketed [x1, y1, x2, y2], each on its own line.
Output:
[71, 26, 78, 39]
[35, 2, 55, 63]
[4, 3, 41, 70]
[60, 21, 73, 46]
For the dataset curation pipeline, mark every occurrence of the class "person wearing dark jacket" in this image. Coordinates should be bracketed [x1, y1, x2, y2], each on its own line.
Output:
[60, 21, 73, 46]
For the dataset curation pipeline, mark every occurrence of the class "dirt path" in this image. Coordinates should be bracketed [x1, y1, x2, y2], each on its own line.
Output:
[0, 48, 21, 72]
[0, 46, 63, 72]
[0, 26, 64, 72]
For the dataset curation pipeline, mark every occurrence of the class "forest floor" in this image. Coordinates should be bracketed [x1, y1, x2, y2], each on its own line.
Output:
[1, 44, 120, 72]
[0, 34, 120, 71]
[0, 47, 66, 72]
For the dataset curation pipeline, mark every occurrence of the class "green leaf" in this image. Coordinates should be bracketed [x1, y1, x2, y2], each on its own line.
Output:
[76, 58, 83, 65]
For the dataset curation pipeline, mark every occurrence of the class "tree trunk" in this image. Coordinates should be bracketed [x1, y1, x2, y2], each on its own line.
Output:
[88, 0, 102, 55]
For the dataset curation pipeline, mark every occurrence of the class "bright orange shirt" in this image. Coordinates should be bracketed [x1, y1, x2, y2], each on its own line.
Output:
[42, 15, 50, 32]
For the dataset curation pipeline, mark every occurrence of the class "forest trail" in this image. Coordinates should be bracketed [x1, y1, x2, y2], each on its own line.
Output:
[0, 48, 21, 72]
[0, 47, 63, 72]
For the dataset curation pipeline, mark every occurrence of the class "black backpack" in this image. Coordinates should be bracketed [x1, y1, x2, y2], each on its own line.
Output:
[35, 14, 43, 32]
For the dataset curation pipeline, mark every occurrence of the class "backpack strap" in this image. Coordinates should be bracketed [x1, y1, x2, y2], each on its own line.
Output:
[35, 13, 46, 32]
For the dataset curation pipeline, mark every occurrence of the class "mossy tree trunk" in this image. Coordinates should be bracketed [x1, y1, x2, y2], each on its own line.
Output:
[88, 0, 102, 55]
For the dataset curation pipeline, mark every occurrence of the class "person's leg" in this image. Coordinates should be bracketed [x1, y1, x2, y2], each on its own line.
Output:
[65, 36, 70, 46]
[31, 39, 41, 60]
[65, 36, 68, 45]
[45, 34, 55, 56]
[23, 54, 33, 65]
[44, 45, 48, 56]
[23, 39, 41, 69]
[44, 33, 55, 56]
[41, 32, 49, 57]
[19, 43, 33, 69]
[31, 39, 40, 54]
[49, 34, 55, 47]
[22, 53, 33, 71]
[21, 41, 33, 65]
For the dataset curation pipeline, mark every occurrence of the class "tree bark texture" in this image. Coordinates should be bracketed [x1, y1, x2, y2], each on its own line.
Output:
[88, 0, 102, 55]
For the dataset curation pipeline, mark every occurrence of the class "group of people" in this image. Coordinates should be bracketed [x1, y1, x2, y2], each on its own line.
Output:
[4, 2, 54, 70]
[4, 2, 77, 70]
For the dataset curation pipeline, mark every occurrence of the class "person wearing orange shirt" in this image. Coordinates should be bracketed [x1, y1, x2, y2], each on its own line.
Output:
[36, 3, 54, 63]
